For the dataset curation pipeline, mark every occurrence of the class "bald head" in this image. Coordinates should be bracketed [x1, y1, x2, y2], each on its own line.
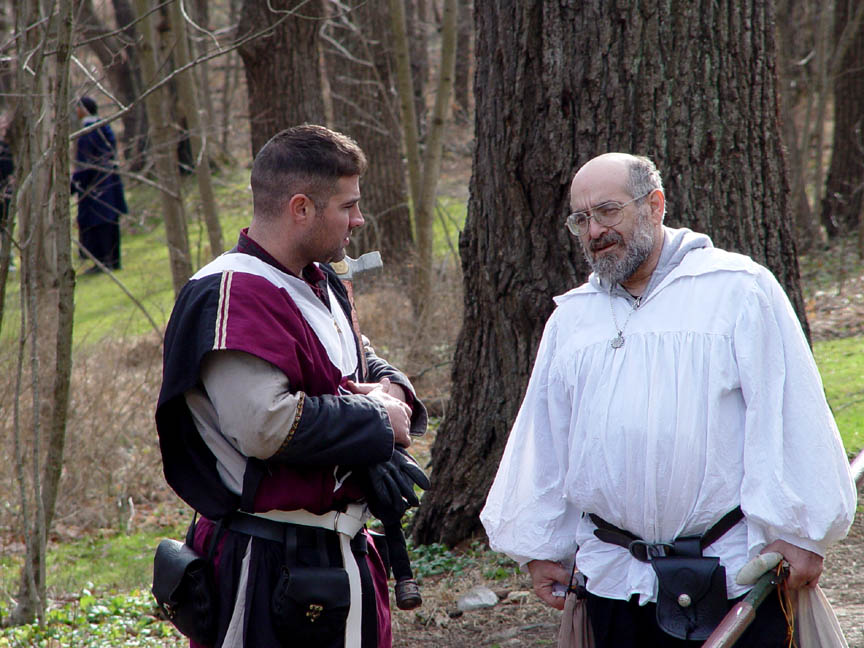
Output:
[570, 153, 664, 215]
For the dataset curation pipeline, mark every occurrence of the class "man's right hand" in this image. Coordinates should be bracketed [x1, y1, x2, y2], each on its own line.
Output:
[346, 380, 412, 447]
[527, 559, 571, 610]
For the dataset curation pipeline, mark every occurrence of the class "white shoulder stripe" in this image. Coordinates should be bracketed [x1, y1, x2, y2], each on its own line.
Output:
[214, 270, 234, 349]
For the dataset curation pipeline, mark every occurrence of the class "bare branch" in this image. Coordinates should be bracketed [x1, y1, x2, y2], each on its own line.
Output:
[68, 5, 305, 142]
[71, 55, 127, 109]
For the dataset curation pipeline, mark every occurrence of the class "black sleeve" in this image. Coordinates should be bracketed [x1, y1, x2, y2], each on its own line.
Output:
[268, 393, 395, 467]
[321, 263, 429, 437]
[363, 337, 428, 437]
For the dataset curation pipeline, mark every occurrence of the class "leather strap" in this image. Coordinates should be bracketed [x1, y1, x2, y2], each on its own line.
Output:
[589, 507, 743, 562]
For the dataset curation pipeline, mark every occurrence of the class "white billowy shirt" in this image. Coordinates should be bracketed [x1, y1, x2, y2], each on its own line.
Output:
[480, 227, 856, 604]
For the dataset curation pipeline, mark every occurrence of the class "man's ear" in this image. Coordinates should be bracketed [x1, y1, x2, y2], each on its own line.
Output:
[287, 193, 315, 224]
[648, 189, 665, 224]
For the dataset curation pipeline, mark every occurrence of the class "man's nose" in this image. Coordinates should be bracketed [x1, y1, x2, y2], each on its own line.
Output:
[350, 205, 364, 228]
[586, 214, 608, 239]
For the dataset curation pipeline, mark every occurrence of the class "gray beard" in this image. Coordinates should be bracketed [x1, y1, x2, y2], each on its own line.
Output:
[582, 210, 656, 285]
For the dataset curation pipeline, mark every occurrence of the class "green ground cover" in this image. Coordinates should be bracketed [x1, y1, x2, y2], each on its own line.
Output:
[814, 335, 864, 455]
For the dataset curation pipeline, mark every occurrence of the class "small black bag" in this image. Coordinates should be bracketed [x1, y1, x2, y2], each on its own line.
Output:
[152, 538, 218, 645]
[651, 553, 728, 641]
[271, 565, 351, 644]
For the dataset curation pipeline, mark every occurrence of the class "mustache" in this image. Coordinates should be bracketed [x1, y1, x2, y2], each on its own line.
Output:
[589, 231, 623, 252]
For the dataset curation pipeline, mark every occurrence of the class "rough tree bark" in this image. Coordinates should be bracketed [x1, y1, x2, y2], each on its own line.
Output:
[325, 0, 414, 262]
[820, 0, 864, 241]
[413, 0, 807, 546]
[238, 0, 326, 157]
[134, 0, 192, 296]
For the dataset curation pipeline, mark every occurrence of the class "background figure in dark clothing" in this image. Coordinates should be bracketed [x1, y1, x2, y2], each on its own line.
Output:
[72, 96, 127, 274]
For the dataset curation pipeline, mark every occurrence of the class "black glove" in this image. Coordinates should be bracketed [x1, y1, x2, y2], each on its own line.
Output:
[364, 448, 430, 524]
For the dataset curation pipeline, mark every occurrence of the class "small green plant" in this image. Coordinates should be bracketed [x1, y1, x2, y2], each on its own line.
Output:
[0, 588, 184, 647]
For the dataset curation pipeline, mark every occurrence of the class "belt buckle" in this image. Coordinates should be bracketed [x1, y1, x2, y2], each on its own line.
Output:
[628, 540, 674, 562]
[333, 510, 341, 533]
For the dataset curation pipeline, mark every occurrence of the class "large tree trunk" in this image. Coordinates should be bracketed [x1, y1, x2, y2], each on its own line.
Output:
[820, 0, 864, 239]
[238, 0, 326, 157]
[325, 0, 414, 263]
[413, 0, 806, 547]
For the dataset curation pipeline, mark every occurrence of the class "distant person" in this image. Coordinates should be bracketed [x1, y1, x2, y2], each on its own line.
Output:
[481, 153, 856, 646]
[72, 96, 127, 274]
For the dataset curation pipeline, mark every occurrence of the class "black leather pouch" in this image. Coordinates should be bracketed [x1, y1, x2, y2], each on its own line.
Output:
[152, 538, 217, 645]
[271, 565, 351, 643]
[651, 555, 727, 640]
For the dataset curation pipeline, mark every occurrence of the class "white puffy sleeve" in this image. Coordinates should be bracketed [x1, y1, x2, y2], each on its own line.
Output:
[735, 268, 856, 557]
[480, 312, 583, 566]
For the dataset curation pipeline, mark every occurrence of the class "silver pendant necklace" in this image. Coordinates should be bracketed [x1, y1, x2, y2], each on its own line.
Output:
[609, 291, 641, 350]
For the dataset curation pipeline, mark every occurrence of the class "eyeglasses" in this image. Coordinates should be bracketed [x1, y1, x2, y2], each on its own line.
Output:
[566, 190, 654, 235]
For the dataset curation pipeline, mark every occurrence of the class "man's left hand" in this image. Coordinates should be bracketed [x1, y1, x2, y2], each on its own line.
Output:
[761, 539, 823, 589]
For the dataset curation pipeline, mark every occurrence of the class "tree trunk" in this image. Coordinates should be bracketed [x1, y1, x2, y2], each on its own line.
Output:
[238, 0, 326, 157]
[406, 0, 428, 138]
[413, 0, 806, 547]
[191, 0, 218, 157]
[7, 0, 75, 626]
[776, 0, 821, 251]
[413, 0, 457, 322]
[134, 0, 192, 296]
[167, 0, 223, 259]
[820, 0, 864, 239]
[76, 0, 149, 169]
[325, 0, 414, 262]
[219, 0, 242, 155]
[452, 0, 472, 123]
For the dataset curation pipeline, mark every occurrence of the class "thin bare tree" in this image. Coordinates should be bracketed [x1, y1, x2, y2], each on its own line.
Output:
[133, 0, 192, 296]
[388, 0, 458, 328]
[167, 0, 223, 259]
[7, 0, 76, 626]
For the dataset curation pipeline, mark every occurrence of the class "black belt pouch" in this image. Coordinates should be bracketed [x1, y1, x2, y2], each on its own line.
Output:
[271, 565, 351, 644]
[651, 555, 727, 641]
[152, 538, 218, 645]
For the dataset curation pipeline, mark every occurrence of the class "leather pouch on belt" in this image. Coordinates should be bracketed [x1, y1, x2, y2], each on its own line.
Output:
[271, 565, 350, 644]
[651, 555, 727, 641]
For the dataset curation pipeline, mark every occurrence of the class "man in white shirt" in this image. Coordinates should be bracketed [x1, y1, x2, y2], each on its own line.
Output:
[480, 153, 856, 646]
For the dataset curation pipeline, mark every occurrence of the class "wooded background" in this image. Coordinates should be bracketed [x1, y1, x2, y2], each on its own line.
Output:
[0, 0, 861, 628]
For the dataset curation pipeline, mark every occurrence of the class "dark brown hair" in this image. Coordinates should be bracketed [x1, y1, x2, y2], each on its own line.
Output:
[251, 124, 367, 220]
